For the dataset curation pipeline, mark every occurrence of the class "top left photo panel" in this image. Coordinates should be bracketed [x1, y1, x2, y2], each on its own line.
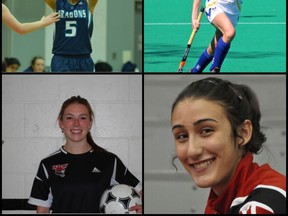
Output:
[2, 0, 143, 73]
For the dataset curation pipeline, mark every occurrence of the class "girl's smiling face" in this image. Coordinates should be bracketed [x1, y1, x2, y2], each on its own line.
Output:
[171, 98, 245, 196]
[59, 103, 93, 144]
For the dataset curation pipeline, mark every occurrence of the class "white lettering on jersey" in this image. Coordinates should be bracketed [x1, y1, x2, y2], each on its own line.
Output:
[58, 10, 87, 19]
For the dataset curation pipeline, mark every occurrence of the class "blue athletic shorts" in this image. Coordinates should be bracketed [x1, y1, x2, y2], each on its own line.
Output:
[51, 55, 95, 72]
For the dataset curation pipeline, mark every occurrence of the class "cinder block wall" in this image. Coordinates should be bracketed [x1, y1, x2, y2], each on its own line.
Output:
[2, 74, 142, 213]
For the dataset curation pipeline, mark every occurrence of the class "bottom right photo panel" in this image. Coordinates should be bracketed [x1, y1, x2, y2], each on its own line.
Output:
[144, 74, 286, 214]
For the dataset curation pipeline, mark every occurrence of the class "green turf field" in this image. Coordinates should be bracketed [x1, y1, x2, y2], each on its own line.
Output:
[144, 0, 286, 73]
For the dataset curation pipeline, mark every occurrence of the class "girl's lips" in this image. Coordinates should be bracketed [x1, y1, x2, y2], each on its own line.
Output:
[70, 129, 82, 134]
[190, 158, 216, 170]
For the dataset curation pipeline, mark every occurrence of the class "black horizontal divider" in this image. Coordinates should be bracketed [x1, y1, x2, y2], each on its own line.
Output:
[2, 199, 36, 210]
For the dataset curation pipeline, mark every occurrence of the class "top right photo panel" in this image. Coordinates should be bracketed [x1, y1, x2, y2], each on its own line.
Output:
[144, 0, 286, 73]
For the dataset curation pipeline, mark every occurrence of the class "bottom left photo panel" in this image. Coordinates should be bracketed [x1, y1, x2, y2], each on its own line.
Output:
[2, 74, 143, 214]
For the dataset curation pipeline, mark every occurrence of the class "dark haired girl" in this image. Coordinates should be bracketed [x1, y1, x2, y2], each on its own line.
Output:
[171, 77, 286, 214]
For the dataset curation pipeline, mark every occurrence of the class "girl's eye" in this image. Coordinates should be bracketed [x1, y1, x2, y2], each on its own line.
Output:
[81, 116, 87, 120]
[66, 117, 73, 120]
[201, 128, 214, 136]
[176, 133, 188, 141]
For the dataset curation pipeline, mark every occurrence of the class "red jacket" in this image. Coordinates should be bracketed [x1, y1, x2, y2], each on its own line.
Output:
[205, 152, 286, 214]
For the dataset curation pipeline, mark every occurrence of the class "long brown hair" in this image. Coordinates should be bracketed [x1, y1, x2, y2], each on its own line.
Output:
[58, 95, 109, 154]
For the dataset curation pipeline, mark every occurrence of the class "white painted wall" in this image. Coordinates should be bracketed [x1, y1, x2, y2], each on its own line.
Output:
[144, 74, 286, 214]
[2, 74, 142, 213]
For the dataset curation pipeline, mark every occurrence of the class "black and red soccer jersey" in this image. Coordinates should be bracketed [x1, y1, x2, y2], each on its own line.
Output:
[205, 152, 286, 214]
[28, 146, 142, 213]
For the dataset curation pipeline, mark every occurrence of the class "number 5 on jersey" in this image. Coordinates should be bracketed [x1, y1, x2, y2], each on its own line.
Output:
[66, 21, 77, 37]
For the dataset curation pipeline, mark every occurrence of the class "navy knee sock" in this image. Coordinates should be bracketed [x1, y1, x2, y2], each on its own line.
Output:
[190, 49, 213, 73]
[209, 37, 230, 71]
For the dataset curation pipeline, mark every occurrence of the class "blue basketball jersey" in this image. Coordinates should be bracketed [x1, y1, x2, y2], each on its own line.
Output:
[53, 0, 93, 55]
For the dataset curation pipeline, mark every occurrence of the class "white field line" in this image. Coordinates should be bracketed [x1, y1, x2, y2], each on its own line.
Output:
[144, 22, 286, 26]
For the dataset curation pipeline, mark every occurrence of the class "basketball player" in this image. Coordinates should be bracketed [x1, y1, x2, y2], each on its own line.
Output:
[28, 96, 142, 213]
[44, 0, 98, 72]
[2, 3, 59, 34]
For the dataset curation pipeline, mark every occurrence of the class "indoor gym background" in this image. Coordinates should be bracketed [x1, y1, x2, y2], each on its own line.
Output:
[144, 0, 286, 73]
[2, 0, 143, 72]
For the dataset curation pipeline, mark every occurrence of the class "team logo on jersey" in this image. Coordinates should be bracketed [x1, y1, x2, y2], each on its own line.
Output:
[92, 167, 101, 173]
[52, 163, 68, 177]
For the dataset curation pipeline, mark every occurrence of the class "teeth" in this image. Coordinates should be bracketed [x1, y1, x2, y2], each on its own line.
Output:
[192, 158, 214, 169]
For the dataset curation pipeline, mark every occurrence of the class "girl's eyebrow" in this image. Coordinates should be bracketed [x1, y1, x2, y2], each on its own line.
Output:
[64, 113, 89, 116]
[172, 118, 218, 131]
[172, 124, 184, 132]
[193, 118, 218, 126]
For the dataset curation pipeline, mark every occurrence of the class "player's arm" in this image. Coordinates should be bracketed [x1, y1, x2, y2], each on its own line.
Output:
[88, 0, 98, 13]
[2, 3, 59, 34]
[37, 206, 50, 213]
[192, 0, 202, 30]
[44, 0, 57, 11]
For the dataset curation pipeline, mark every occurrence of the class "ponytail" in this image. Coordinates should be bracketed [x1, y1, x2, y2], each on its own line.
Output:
[87, 131, 110, 153]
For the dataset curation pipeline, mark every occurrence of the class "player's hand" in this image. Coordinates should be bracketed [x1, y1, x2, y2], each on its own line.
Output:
[129, 204, 142, 214]
[192, 18, 200, 31]
[41, 12, 60, 26]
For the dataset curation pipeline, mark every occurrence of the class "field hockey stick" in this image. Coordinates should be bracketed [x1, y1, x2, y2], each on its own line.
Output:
[177, 7, 205, 72]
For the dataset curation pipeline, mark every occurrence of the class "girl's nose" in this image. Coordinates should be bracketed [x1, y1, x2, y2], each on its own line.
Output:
[187, 137, 203, 159]
[73, 119, 80, 126]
